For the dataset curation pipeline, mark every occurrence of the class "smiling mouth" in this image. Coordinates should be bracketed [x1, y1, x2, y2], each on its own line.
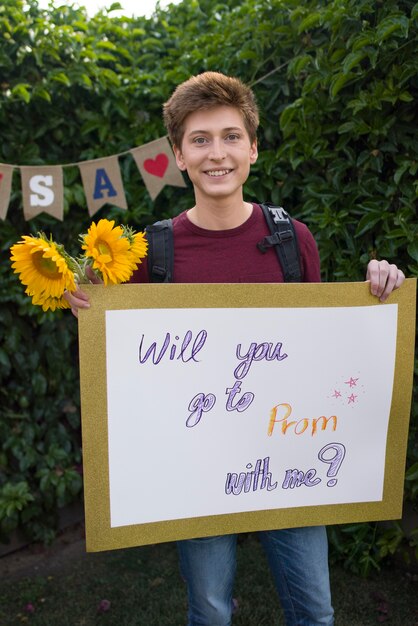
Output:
[205, 169, 232, 177]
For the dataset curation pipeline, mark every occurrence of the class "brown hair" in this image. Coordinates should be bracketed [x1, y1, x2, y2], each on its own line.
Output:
[163, 71, 259, 147]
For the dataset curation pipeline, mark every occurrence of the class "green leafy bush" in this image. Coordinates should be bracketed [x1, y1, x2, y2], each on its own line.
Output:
[0, 0, 416, 568]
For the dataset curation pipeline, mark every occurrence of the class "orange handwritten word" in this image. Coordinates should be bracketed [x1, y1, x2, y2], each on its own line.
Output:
[267, 403, 337, 436]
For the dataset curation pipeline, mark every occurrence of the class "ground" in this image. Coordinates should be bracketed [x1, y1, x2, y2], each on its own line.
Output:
[0, 523, 417, 625]
[0, 523, 87, 582]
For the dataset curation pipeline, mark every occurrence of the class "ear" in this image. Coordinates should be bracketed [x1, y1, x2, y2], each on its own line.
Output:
[173, 145, 187, 171]
[250, 139, 258, 165]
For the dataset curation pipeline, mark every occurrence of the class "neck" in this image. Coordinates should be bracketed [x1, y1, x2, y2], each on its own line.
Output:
[187, 198, 253, 230]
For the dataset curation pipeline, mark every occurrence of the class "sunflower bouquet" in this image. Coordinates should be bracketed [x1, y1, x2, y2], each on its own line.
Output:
[10, 219, 148, 312]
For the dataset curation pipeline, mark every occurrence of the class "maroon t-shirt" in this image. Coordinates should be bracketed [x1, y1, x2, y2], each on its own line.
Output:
[131, 203, 320, 284]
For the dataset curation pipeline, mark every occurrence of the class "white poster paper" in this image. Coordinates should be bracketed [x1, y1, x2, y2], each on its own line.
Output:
[105, 305, 398, 529]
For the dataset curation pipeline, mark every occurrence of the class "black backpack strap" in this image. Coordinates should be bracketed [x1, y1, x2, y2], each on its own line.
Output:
[257, 203, 302, 282]
[145, 219, 174, 283]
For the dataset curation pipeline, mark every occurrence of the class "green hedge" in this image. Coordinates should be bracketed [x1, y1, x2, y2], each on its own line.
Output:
[0, 0, 417, 572]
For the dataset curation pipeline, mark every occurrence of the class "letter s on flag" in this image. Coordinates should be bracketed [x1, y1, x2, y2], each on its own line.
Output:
[29, 175, 54, 207]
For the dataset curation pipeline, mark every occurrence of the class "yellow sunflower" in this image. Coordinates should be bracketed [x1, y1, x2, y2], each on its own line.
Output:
[81, 219, 139, 285]
[128, 231, 148, 267]
[10, 236, 76, 304]
[30, 291, 71, 312]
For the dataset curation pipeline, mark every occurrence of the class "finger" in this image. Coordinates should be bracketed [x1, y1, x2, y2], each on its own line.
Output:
[395, 269, 405, 289]
[68, 287, 90, 303]
[64, 288, 90, 319]
[378, 264, 398, 302]
[366, 260, 389, 297]
[379, 267, 405, 302]
[365, 259, 379, 283]
[64, 288, 90, 306]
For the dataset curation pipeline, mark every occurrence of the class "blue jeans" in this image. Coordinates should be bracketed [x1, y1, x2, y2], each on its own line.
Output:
[177, 526, 334, 626]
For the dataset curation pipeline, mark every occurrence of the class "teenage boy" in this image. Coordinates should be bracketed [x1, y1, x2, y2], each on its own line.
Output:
[66, 72, 405, 626]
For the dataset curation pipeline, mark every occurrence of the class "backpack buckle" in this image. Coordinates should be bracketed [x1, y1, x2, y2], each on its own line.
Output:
[257, 230, 294, 253]
[152, 265, 167, 278]
[277, 229, 293, 242]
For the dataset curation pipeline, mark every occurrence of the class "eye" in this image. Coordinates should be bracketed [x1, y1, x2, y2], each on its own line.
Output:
[226, 133, 240, 141]
[192, 136, 208, 145]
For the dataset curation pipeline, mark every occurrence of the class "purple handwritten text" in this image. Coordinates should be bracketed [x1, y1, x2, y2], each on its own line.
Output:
[225, 457, 278, 495]
[234, 341, 288, 379]
[138, 330, 207, 365]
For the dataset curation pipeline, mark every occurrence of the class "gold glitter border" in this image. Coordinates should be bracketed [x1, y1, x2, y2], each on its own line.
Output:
[78, 279, 417, 552]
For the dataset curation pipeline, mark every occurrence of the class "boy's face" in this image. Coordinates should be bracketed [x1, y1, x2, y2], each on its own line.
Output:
[173, 106, 258, 205]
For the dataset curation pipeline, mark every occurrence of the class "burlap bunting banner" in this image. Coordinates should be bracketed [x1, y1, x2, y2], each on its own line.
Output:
[0, 164, 13, 220]
[1, 137, 187, 221]
[21, 165, 64, 221]
[79, 155, 127, 217]
[131, 137, 186, 200]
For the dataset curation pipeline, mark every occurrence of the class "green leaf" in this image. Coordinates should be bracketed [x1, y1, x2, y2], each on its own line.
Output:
[238, 49, 258, 61]
[342, 51, 367, 74]
[405, 462, 418, 481]
[352, 33, 374, 51]
[407, 240, 418, 262]
[96, 40, 118, 50]
[376, 15, 409, 42]
[32, 372, 47, 396]
[51, 72, 71, 87]
[0, 348, 11, 370]
[338, 121, 356, 134]
[355, 212, 382, 237]
[330, 49, 346, 64]
[279, 104, 298, 132]
[97, 52, 117, 62]
[288, 54, 312, 77]
[107, 2, 123, 12]
[11, 83, 31, 103]
[297, 12, 321, 33]
[33, 86, 51, 102]
[394, 161, 410, 185]
[398, 91, 413, 102]
[329, 72, 354, 98]
[80, 74, 92, 88]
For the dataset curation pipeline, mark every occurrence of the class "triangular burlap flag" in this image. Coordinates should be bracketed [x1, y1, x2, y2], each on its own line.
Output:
[131, 137, 186, 200]
[0, 164, 14, 220]
[79, 156, 127, 217]
[21, 166, 64, 221]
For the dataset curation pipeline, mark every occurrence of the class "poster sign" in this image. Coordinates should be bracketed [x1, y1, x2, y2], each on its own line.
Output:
[78, 280, 416, 552]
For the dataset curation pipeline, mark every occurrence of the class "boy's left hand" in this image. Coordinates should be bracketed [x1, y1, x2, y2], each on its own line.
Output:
[366, 260, 405, 303]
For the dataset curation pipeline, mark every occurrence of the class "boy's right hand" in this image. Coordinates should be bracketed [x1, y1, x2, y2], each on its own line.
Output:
[64, 266, 102, 318]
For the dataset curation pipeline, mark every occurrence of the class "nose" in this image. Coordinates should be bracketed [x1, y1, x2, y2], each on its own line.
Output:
[208, 138, 226, 161]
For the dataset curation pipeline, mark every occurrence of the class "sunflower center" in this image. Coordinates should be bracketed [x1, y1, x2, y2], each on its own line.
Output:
[97, 240, 113, 259]
[32, 251, 61, 280]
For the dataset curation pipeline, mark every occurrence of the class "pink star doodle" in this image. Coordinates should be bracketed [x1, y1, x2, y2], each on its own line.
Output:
[347, 393, 357, 404]
[345, 377, 359, 388]
[332, 390, 342, 398]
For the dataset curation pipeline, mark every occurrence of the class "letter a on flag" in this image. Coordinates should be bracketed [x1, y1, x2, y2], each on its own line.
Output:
[79, 156, 127, 217]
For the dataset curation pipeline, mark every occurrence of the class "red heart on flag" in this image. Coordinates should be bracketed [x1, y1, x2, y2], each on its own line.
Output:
[143, 153, 169, 178]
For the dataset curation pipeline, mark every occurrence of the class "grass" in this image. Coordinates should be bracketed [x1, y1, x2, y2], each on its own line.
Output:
[0, 533, 417, 625]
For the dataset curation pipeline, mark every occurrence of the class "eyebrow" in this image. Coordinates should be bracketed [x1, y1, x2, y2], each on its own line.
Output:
[187, 126, 243, 136]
